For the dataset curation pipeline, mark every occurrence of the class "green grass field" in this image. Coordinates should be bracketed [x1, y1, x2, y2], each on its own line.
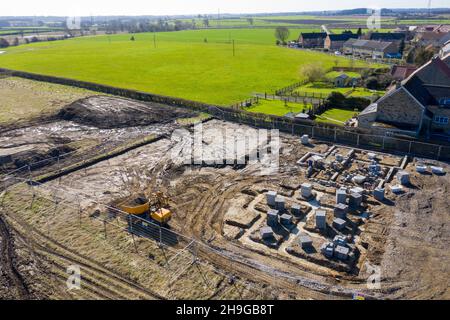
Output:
[294, 82, 353, 97]
[0, 28, 382, 106]
[349, 88, 385, 98]
[325, 71, 361, 79]
[245, 99, 311, 116]
[316, 108, 358, 125]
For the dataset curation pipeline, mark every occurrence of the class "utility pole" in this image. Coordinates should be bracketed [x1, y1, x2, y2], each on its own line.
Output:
[153, 33, 156, 48]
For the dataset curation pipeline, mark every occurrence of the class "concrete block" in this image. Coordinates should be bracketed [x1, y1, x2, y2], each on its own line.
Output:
[431, 166, 445, 175]
[349, 193, 362, 208]
[280, 213, 293, 226]
[301, 183, 313, 198]
[291, 204, 301, 216]
[352, 175, 366, 184]
[336, 187, 347, 204]
[333, 235, 347, 247]
[301, 135, 309, 145]
[373, 188, 385, 201]
[260, 226, 274, 240]
[350, 187, 364, 195]
[335, 245, 349, 260]
[266, 191, 277, 206]
[267, 209, 279, 226]
[321, 242, 334, 258]
[315, 210, 327, 229]
[396, 171, 410, 185]
[333, 218, 347, 230]
[416, 164, 428, 173]
[334, 203, 348, 219]
[275, 196, 285, 211]
[299, 233, 313, 248]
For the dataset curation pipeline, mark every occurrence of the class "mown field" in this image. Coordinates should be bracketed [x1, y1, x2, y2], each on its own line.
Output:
[0, 28, 382, 106]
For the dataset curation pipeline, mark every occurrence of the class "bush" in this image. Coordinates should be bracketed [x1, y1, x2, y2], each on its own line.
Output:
[300, 63, 326, 83]
[325, 92, 371, 111]
[0, 38, 9, 48]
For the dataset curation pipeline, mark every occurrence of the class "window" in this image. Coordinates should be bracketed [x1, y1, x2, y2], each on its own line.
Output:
[434, 116, 449, 125]
[439, 98, 450, 106]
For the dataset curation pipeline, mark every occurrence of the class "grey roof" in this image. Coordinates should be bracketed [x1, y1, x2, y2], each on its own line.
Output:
[316, 210, 326, 217]
[335, 245, 350, 255]
[333, 218, 346, 225]
[344, 39, 394, 51]
[369, 32, 405, 41]
[358, 103, 378, 116]
[301, 32, 327, 39]
[261, 226, 273, 234]
[299, 233, 312, 244]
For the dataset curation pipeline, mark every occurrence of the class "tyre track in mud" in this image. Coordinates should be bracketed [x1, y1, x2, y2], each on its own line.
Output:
[0, 214, 30, 299]
[3, 210, 164, 300]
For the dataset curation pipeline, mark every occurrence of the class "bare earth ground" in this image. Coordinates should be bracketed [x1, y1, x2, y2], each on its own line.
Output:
[0, 77, 449, 300]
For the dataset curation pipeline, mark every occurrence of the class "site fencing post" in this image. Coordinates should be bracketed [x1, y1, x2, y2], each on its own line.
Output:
[334, 128, 337, 142]
[77, 196, 82, 227]
[311, 126, 315, 139]
[356, 133, 360, 146]
[437, 145, 442, 160]
[382, 136, 386, 150]
[408, 141, 412, 154]
[103, 220, 107, 239]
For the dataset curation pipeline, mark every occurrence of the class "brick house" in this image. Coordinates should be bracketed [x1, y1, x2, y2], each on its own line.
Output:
[343, 39, 399, 59]
[358, 53, 450, 137]
[298, 32, 327, 48]
[324, 33, 359, 51]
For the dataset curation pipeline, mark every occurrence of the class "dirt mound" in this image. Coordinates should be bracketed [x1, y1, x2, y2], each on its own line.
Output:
[58, 96, 197, 128]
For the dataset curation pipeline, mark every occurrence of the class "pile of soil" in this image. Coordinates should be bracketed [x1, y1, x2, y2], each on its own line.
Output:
[58, 96, 198, 128]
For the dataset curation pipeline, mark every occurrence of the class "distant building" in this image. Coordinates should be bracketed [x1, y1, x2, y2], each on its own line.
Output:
[324, 33, 359, 51]
[343, 39, 399, 59]
[441, 40, 450, 57]
[416, 25, 450, 34]
[298, 32, 327, 48]
[414, 31, 450, 48]
[369, 32, 406, 45]
[332, 73, 359, 87]
[358, 53, 450, 138]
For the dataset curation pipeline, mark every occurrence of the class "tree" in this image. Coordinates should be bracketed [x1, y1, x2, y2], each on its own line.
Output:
[275, 27, 290, 45]
[203, 18, 210, 28]
[300, 64, 326, 83]
[247, 18, 254, 26]
[414, 46, 434, 66]
[357, 28, 362, 37]
[12, 37, 19, 46]
[399, 39, 405, 54]
[130, 36, 135, 41]
[0, 38, 9, 48]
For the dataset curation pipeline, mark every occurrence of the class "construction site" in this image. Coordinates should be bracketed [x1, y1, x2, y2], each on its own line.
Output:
[0, 77, 449, 300]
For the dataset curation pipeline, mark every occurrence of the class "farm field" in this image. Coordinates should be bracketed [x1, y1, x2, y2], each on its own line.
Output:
[0, 28, 383, 106]
[0, 77, 95, 125]
[244, 98, 311, 116]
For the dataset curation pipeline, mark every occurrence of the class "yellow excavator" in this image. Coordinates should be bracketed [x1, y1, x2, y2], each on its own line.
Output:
[119, 191, 172, 225]
[149, 191, 172, 224]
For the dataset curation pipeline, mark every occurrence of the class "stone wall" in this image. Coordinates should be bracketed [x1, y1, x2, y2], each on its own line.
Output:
[376, 87, 424, 127]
